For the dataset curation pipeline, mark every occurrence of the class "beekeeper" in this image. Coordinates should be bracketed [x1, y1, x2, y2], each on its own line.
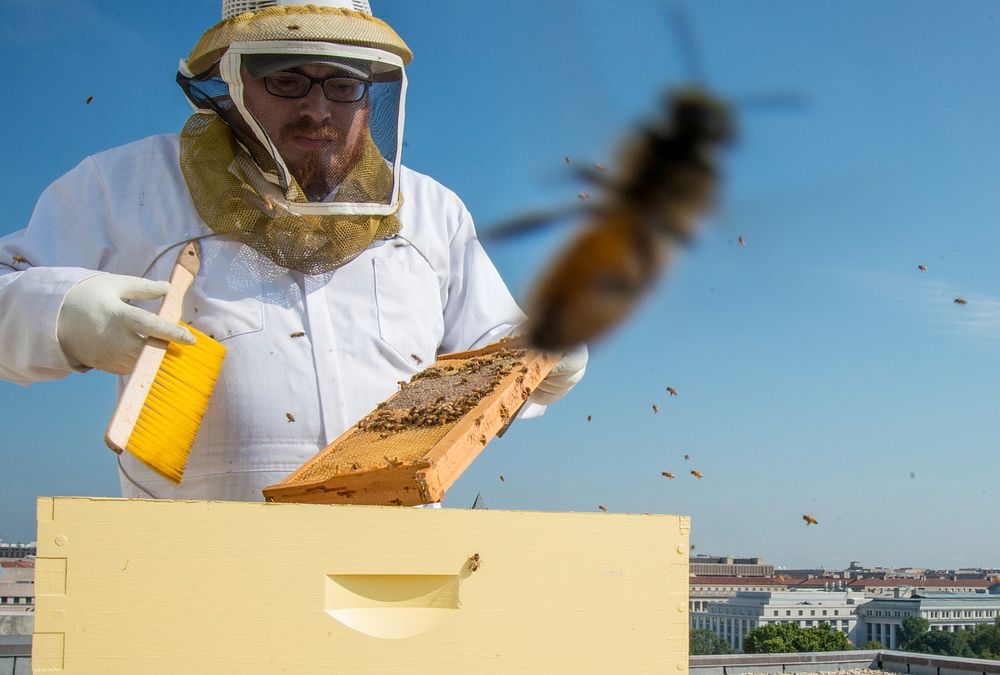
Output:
[0, 0, 586, 501]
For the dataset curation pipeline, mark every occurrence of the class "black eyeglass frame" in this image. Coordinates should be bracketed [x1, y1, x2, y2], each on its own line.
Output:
[262, 72, 370, 103]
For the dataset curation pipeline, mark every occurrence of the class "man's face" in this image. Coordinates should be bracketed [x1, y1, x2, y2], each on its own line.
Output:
[241, 63, 370, 201]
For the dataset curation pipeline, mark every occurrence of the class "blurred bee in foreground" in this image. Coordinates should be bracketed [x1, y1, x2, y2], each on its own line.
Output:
[487, 89, 735, 352]
[485, 3, 804, 353]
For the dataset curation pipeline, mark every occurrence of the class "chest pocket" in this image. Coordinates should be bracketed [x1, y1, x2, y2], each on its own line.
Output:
[183, 240, 265, 341]
[373, 257, 444, 361]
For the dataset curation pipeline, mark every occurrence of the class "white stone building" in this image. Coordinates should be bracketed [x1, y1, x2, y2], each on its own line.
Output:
[859, 592, 1000, 649]
[690, 590, 869, 651]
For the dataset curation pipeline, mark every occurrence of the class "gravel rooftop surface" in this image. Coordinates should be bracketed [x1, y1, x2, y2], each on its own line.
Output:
[743, 670, 885, 675]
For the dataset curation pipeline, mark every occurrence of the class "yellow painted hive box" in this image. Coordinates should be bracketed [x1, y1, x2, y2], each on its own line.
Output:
[33, 497, 690, 674]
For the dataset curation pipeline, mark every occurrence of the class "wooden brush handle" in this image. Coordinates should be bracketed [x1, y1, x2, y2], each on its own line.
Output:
[105, 241, 201, 454]
[159, 241, 200, 322]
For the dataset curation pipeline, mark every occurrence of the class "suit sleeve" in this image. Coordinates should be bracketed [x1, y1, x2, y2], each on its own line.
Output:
[0, 157, 116, 385]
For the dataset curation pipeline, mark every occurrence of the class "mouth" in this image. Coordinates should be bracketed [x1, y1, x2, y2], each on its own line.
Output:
[289, 134, 338, 150]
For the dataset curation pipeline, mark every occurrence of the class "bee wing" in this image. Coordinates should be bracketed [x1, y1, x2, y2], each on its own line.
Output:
[481, 203, 592, 241]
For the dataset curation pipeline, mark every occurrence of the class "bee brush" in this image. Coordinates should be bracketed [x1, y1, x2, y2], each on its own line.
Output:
[105, 241, 226, 483]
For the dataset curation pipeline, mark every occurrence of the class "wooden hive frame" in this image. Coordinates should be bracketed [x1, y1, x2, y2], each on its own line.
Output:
[263, 341, 560, 506]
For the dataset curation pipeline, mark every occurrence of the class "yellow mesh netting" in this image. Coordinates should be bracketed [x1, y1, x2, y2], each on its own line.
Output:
[179, 113, 401, 274]
[186, 6, 412, 77]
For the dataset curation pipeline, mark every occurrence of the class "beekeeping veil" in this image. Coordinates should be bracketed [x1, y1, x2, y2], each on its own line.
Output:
[176, 0, 412, 274]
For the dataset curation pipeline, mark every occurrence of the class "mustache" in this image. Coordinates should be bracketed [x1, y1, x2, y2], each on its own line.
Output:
[280, 118, 344, 141]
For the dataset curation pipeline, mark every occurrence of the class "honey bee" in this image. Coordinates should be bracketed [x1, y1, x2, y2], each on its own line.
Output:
[661, 471, 675, 479]
[587, 415, 592, 422]
[564, 156, 573, 164]
[411, 353, 423, 365]
[11, 255, 29, 265]
[690, 470, 703, 478]
[289, 331, 305, 338]
[954, 297, 968, 305]
[802, 514, 818, 526]
[481, 2, 810, 353]
[578, 192, 591, 201]
[917, 264, 928, 272]
[487, 89, 735, 351]
[469, 553, 481, 572]
[737, 235, 746, 246]
[598, 504, 608, 512]
[652, 403, 660, 413]
[499, 474, 505, 482]
[666, 386, 678, 396]
[85, 95, 94, 105]
[683, 453, 690, 460]
[285, 412, 295, 423]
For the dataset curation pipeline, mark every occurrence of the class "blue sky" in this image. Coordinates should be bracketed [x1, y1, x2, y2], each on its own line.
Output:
[2, 1, 999, 569]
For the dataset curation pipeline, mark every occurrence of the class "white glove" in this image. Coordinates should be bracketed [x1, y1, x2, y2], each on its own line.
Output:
[56, 273, 195, 375]
[529, 343, 588, 406]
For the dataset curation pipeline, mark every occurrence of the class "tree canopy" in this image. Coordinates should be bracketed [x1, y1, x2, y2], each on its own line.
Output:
[743, 622, 851, 654]
[903, 619, 1000, 661]
[690, 628, 735, 655]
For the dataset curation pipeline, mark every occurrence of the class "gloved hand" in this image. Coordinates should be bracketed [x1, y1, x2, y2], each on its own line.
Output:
[56, 273, 195, 375]
[529, 343, 588, 406]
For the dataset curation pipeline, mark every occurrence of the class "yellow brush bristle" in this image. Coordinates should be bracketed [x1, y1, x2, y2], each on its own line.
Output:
[126, 324, 227, 483]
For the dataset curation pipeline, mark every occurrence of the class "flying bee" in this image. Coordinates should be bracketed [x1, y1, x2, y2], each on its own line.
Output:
[488, 89, 735, 351]
[917, 264, 928, 272]
[661, 471, 675, 479]
[469, 553, 481, 572]
[690, 470, 703, 478]
[802, 514, 818, 526]
[954, 297, 967, 305]
[666, 386, 678, 396]
[598, 504, 608, 512]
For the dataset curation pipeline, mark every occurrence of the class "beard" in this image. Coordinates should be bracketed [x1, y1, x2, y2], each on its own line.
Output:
[279, 118, 365, 202]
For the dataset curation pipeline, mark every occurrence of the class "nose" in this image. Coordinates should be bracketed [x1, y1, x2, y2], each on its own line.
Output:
[295, 81, 333, 121]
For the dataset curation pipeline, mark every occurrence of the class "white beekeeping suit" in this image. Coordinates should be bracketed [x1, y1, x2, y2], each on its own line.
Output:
[0, 135, 529, 500]
[0, 1, 583, 501]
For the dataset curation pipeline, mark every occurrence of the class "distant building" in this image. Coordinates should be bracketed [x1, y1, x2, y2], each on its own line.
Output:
[0, 541, 35, 560]
[0, 558, 34, 621]
[776, 569, 841, 579]
[690, 556, 774, 577]
[689, 576, 795, 613]
[690, 590, 869, 651]
[859, 593, 1000, 649]
[846, 578, 992, 596]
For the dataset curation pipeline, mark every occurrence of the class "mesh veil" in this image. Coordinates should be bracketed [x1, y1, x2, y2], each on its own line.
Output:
[177, 6, 412, 274]
[179, 112, 401, 275]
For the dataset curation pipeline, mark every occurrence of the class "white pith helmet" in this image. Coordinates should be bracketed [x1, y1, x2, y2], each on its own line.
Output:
[222, 0, 372, 20]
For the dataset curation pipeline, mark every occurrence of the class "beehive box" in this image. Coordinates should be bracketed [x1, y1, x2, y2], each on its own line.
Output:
[32, 497, 690, 674]
[263, 341, 560, 506]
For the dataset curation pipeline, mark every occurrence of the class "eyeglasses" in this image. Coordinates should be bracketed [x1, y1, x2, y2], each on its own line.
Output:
[262, 72, 369, 103]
